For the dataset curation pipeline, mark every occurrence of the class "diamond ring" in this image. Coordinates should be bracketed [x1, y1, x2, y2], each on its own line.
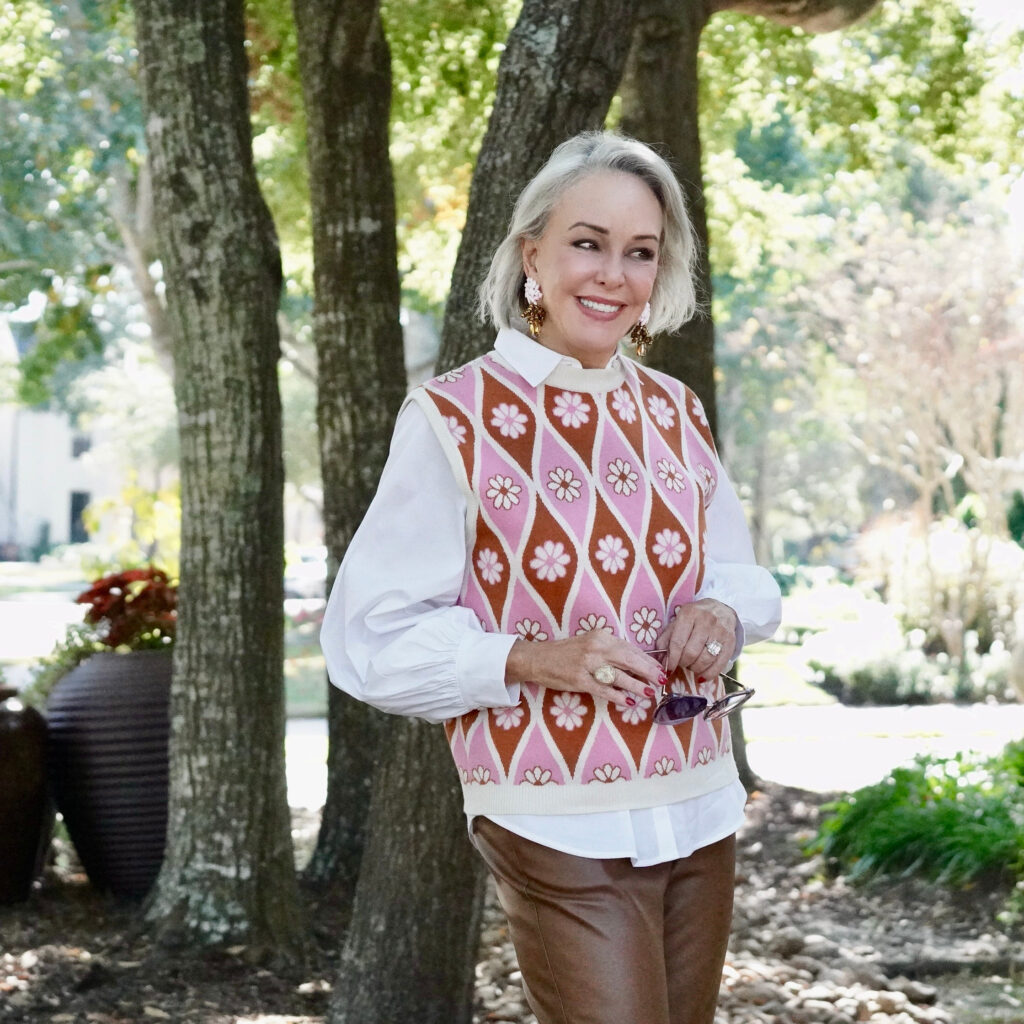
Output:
[704, 639, 724, 658]
[593, 663, 616, 685]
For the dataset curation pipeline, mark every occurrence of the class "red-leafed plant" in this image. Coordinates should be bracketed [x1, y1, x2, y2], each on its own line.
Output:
[22, 568, 178, 709]
[76, 567, 177, 649]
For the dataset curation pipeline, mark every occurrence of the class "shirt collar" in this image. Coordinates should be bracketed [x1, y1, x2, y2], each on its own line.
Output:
[493, 327, 629, 388]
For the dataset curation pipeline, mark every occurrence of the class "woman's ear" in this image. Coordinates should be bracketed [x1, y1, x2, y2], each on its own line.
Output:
[521, 238, 538, 279]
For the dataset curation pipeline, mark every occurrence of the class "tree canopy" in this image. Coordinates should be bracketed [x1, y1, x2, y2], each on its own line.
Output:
[2, 0, 1021, 557]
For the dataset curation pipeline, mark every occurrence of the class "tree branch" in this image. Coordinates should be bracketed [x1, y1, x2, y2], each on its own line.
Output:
[710, 0, 880, 32]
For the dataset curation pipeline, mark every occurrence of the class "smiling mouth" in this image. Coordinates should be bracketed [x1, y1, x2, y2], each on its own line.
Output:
[578, 297, 623, 314]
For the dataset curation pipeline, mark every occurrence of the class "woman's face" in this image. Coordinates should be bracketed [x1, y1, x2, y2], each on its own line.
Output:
[522, 170, 663, 368]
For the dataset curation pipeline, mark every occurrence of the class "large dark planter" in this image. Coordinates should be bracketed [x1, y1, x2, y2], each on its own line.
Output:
[0, 687, 52, 903]
[45, 650, 171, 899]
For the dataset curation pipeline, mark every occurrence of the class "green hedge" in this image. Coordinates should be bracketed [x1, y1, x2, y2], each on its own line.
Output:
[809, 740, 1024, 920]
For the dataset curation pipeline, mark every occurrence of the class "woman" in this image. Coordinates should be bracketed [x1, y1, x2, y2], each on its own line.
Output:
[321, 132, 781, 1024]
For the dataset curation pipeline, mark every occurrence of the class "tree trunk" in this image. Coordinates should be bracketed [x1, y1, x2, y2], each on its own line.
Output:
[437, 0, 645, 372]
[330, 720, 488, 1024]
[291, 0, 406, 899]
[620, 0, 717, 433]
[726, 667, 762, 793]
[133, 0, 303, 955]
[331, 2, 642, 1021]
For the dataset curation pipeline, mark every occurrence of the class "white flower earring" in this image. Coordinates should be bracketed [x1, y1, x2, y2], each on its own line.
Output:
[523, 276, 545, 338]
[630, 302, 652, 358]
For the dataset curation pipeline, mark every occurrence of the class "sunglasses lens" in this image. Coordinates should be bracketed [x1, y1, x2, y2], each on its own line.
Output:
[653, 694, 706, 725]
[705, 689, 753, 721]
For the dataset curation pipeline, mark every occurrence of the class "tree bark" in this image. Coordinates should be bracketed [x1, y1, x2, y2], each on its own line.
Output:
[133, 0, 303, 955]
[291, 0, 406, 899]
[437, 0, 645, 372]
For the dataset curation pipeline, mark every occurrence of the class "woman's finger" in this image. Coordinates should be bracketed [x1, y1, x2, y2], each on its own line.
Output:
[586, 660, 658, 703]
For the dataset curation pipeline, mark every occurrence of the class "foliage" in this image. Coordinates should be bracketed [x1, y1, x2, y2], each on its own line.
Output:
[0, 0, 145, 404]
[77, 566, 176, 648]
[4, 0, 1023, 575]
[82, 477, 181, 578]
[20, 567, 176, 709]
[856, 517, 1024, 659]
[705, 0, 1024, 564]
[242, 0, 517, 306]
[796, 541, 1022, 705]
[20, 621, 107, 708]
[807, 640, 1015, 705]
[385, 0, 517, 304]
[1009, 490, 1024, 548]
[810, 741, 1024, 893]
[700, 0, 1023, 178]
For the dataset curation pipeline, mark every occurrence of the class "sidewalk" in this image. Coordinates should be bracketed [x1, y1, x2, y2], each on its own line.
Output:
[283, 702, 1024, 808]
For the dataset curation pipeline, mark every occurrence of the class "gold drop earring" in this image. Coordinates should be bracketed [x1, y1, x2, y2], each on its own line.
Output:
[630, 302, 652, 358]
[523, 276, 545, 339]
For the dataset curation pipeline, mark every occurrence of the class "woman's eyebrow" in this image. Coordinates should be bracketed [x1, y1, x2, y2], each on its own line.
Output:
[568, 220, 659, 242]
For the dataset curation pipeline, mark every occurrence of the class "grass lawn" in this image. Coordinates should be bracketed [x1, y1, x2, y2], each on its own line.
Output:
[284, 653, 329, 718]
[0, 560, 88, 600]
[740, 640, 834, 708]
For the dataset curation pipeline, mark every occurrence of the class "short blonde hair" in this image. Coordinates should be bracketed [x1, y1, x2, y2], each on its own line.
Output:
[479, 132, 699, 338]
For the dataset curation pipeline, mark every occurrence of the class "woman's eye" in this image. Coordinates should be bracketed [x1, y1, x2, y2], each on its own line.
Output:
[572, 238, 599, 250]
[632, 247, 657, 262]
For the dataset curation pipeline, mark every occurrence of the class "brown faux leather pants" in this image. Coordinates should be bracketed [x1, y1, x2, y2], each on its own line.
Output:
[472, 817, 736, 1024]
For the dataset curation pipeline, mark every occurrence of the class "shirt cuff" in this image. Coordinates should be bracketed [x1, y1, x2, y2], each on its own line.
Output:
[697, 564, 782, 660]
[455, 631, 522, 710]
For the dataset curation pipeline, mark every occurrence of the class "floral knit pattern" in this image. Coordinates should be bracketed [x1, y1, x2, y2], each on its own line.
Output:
[413, 352, 735, 815]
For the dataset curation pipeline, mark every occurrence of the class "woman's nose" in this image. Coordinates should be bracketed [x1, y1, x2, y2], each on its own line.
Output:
[595, 255, 626, 286]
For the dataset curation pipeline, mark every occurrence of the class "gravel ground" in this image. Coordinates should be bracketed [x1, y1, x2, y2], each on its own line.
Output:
[2, 785, 1021, 1024]
[474, 783, 1024, 1024]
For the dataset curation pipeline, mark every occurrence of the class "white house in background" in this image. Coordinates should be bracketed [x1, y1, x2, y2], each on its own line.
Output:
[0, 309, 441, 561]
[0, 317, 115, 558]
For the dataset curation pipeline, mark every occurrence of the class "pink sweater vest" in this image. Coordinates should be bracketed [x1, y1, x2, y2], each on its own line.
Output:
[410, 351, 738, 815]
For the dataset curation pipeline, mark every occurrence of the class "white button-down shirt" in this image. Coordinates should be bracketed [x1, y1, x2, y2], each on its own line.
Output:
[321, 328, 782, 865]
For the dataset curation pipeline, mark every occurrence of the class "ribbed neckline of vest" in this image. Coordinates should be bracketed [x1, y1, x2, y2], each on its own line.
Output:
[487, 348, 631, 394]
[538, 359, 628, 394]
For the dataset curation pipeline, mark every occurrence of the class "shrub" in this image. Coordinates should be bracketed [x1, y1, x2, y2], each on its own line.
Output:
[807, 638, 1015, 706]
[810, 740, 1024, 892]
[856, 516, 1024, 660]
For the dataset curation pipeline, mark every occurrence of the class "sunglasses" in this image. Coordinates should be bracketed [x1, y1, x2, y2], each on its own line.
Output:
[647, 649, 755, 726]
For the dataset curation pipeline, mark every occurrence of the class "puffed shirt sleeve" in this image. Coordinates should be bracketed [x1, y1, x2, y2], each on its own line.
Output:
[319, 402, 521, 724]
[695, 465, 782, 659]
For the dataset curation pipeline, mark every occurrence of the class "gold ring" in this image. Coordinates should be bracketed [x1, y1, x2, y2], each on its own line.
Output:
[593, 664, 616, 686]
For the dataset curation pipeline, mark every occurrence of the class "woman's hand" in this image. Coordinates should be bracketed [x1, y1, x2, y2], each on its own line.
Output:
[505, 632, 664, 710]
[657, 599, 739, 681]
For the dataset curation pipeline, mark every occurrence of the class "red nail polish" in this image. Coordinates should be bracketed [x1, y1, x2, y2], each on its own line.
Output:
[658, 672, 669, 685]
[697, 677, 706, 684]
[626, 696, 636, 706]
[644, 687, 655, 697]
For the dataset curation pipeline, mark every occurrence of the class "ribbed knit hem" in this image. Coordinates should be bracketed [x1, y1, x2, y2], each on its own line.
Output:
[460, 755, 739, 817]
